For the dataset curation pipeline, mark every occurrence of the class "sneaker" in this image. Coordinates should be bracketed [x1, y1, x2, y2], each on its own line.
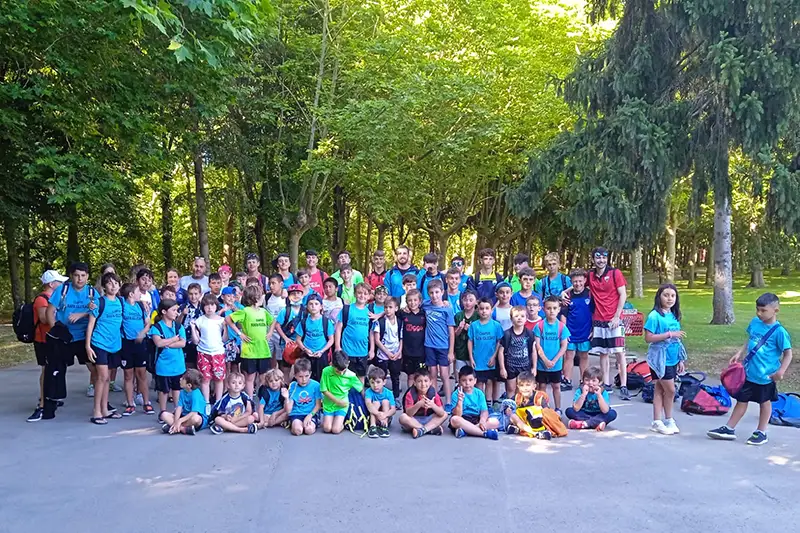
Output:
[664, 418, 680, 434]
[506, 424, 520, 435]
[209, 423, 223, 435]
[707, 425, 736, 441]
[746, 430, 768, 446]
[161, 423, 171, 434]
[603, 384, 613, 394]
[554, 408, 562, 416]
[109, 381, 123, 392]
[27, 407, 44, 422]
[86, 384, 95, 398]
[379, 426, 390, 438]
[568, 419, 588, 430]
[619, 386, 631, 401]
[107, 403, 117, 414]
[182, 425, 196, 436]
[134, 393, 144, 406]
[536, 430, 552, 440]
[368, 426, 379, 439]
[143, 403, 155, 415]
[651, 420, 671, 434]
[454, 428, 467, 439]
[248, 423, 258, 435]
[429, 426, 443, 436]
[395, 398, 402, 410]
[412, 427, 427, 439]
[483, 429, 499, 440]
[123, 405, 135, 416]
[158, 410, 168, 424]
[560, 378, 573, 392]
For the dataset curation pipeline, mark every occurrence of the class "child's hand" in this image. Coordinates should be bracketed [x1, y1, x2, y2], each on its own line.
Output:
[581, 387, 589, 397]
[673, 330, 686, 339]
[499, 367, 508, 380]
[368, 350, 375, 361]
[457, 388, 464, 403]
[448, 351, 455, 364]
[86, 346, 97, 364]
[280, 387, 289, 399]
[677, 361, 686, 374]
[487, 356, 496, 368]
[170, 422, 180, 434]
[770, 369, 786, 382]
[544, 359, 554, 369]
[478, 421, 487, 431]
[336, 396, 349, 407]
[240, 333, 251, 343]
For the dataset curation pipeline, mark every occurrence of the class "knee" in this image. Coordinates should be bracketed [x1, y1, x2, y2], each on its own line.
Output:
[331, 425, 343, 435]
[565, 408, 577, 419]
[305, 425, 316, 435]
[606, 409, 617, 422]
[450, 416, 463, 428]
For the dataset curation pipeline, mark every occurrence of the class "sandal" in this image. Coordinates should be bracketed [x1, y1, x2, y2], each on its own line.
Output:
[90, 417, 107, 425]
[105, 412, 123, 420]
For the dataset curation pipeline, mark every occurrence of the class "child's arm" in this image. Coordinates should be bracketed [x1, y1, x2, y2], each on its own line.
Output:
[405, 398, 423, 417]
[334, 322, 343, 352]
[393, 338, 403, 360]
[221, 320, 228, 343]
[644, 328, 686, 344]
[573, 387, 587, 411]
[85, 314, 97, 363]
[365, 397, 380, 416]
[373, 330, 390, 359]
[496, 344, 506, 380]
[595, 388, 610, 414]
[534, 337, 549, 365]
[323, 390, 348, 408]
[305, 399, 322, 424]
[170, 405, 184, 432]
[385, 402, 397, 419]
[553, 336, 568, 365]
[226, 315, 251, 343]
[190, 323, 200, 345]
[275, 322, 292, 344]
[467, 338, 477, 368]
[447, 325, 455, 363]
[135, 322, 152, 343]
[729, 340, 749, 364]
[452, 388, 464, 417]
[771, 348, 793, 381]
[368, 328, 375, 360]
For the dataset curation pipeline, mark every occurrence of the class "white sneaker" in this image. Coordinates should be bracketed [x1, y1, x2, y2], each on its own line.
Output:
[650, 420, 671, 435]
[134, 393, 144, 406]
[109, 382, 123, 392]
[86, 384, 95, 398]
[664, 418, 680, 434]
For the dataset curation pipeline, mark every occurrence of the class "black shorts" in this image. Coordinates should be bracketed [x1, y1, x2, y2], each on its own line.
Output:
[240, 358, 270, 375]
[504, 367, 529, 381]
[475, 369, 497, 383]
[183, 343, 198, 365]
[650, 363, 678, 381]
[60, 340, 88, 366]
[121, 339, 148, 369]
[349, 356, 368, 377]
[155, 374, 182, 393]
[449, 414, 480, 434]
[536, 370, 561, 384]
[733, 380, 778, 404]
[403, 356, 426, 377]
[34, 341, 49, 366]
[91, 346, 121, 368]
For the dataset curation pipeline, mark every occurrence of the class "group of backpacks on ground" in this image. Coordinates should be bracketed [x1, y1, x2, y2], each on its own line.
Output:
[13, 245, 799, 444]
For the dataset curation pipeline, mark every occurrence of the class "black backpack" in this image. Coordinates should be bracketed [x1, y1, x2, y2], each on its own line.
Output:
[280, 300, 305, 336]
[540, 273, 569, 298]
[12, 292, 48, 343]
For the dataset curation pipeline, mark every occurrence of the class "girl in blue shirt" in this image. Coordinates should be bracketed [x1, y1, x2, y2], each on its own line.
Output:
[644, 284, 686, 435]
[151, 299, 187, 417]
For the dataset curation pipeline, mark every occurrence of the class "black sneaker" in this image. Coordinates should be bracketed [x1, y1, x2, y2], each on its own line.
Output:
[560, 378, 573, 392]
[619, 386, 631, 401]
[368, 426, 379, 439]
[379, 426, 390, 438]
[707, 425, 736, 441]
[603, 384, 613, 394]
[27, 407, 44, 422]
[161, 423, 171, 434]
[107, 403, 117, 414]
[746, 431, 768, 446]
[506, 424, 520, 435]
[429, 426, 443, 436]
[536, 430, 552, 440]
[209, 423, 223, 435]
[248, 423, 258, 435]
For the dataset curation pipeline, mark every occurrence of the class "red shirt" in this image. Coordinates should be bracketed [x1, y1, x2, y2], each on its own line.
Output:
[587, 267, 626, 321]
[33, 288, 54, 343]
[308, 269, 327, 294]
[525, 318, 542, 332]
[366, 270, 387, 291]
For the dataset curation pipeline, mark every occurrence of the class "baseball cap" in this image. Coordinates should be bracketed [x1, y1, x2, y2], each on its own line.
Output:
[494, 281, 512, 293]
[306, 293, 323, 304]
[41, 270, 68, 284]
[218, 264, 232, 274]
[287, 283, 304, 294]
[375, 285, 388, 294]
[221, 286, 236, 295]
[305, 249, 318, 257]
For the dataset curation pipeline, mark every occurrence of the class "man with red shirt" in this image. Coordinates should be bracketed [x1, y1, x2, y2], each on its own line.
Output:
[587, 247, 630, 400]
[366, 249, 387, 291]
[304, 249, 327, 294]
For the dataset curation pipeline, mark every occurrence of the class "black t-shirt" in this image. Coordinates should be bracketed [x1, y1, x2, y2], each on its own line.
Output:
[399, 310, 426, 358]
[500, 328, 535, 370]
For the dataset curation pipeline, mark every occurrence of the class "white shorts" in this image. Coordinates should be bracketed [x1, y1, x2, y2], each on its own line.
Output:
[589, 322, 625, 355]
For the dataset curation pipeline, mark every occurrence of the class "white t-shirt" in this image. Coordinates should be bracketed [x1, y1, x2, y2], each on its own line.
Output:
[180, 275, 209, 293]
[373, 316, 400, 360]
[194, 315, 225, 355]
[493, 306, 512, 331]
[323, 297, 344, 322]
[266, 295, 286, 341]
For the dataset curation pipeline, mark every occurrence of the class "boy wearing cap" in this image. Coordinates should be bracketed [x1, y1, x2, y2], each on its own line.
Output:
[274, 283, 305, 381]
[304, 249, 328, 294]
[492, 282, 514, 331]
[28, 270, 68, 422]
[366, 250, 388, 291]
[295, 293, 334, 380]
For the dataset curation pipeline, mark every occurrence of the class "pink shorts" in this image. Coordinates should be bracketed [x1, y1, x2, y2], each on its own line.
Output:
[197, 352, 226, 381]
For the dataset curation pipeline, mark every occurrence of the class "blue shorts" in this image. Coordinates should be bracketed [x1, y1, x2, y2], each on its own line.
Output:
[290, 413, 320, 424]
[323, 409, 347, 418]
[425, 347, 449, 367]
[91, 345, 121, 368]
[568, 341, 591, 352]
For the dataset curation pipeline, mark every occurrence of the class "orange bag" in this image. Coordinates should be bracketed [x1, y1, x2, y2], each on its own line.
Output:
[542, 407, 568, 437]
[282, 341, 302, 365]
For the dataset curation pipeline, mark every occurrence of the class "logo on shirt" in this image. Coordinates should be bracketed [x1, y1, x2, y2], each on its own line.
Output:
[295, 389, 313, 405]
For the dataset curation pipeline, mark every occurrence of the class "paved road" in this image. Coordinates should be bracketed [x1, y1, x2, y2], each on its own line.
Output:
[1, 363, 798, 533]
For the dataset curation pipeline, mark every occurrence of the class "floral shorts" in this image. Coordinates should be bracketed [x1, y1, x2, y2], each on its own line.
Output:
[197, 352, 226, 381]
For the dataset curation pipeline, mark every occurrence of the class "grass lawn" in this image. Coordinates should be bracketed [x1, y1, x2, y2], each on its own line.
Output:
[1, 270, 798, 391]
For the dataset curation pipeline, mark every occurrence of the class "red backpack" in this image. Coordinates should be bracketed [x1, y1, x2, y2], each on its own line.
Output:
[614, 360, 651, 390]
[681, 386, 729, 416]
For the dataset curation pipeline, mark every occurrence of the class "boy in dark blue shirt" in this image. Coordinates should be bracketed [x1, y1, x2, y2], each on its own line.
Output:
[422, 280, 456, 404]
[560, 268, 593, 392]
[469, 248, 503, 304]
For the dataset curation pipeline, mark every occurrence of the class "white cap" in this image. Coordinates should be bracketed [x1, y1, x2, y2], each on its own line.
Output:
[41, 270, 68, 284]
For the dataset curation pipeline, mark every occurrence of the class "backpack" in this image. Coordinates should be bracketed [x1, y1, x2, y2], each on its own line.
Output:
[341, 304, 351, 329]
[376, 316, 402, 346]
[769, 393, 800, 427]
[615, 360, 651, 390]
[541, 407, 568, 437]
[677, 372, 706, 397]
[280, 301, 305, 337]
[405, 385, 438, 416]
[12, 292, 48, 343]
[540, 273, 569, 298]
[344, 388, 370, 436]
[680, 385, 729, 415]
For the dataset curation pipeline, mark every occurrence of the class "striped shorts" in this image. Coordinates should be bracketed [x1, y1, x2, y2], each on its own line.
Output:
[589, 321, 625, 355]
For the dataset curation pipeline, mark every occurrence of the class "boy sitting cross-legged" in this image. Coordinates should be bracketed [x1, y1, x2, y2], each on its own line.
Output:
[566, 366, 617, 431]
[503, 371, 551, 439]
[365, 367, 397, 438]
[208, 371, 258, 435]
[449, 365, 500, 440]
[399, 366, 447, 438]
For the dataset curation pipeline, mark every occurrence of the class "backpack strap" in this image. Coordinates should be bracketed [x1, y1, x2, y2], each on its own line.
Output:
[97, 297, 106, 320]
[322, 316, 330, 338]
[57, 282, 70, 312]
[342, 304, 350, 329]
[281, 298, 293, 330]
[301, 313, 310, 343]
[378, 316, 386, 344]
[744, 324, 781, 365]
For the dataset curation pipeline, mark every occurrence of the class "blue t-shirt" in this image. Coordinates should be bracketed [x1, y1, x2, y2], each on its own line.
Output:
[258, 386, 285, 415]
[222, 303, 245, 346]
[536, 273, 572, 299]
[296, 315, 331, 353]
[340, 305, 371, 357]
[179, 388, 207, 415]
[467, 319, 504, 370]
[48, 283, 94, 341]
[534, 320, 571, 372]
[563, 289, 592, 343]
[150, 320, 187, 377]
[281, 273, 296, 289]
[447, 292, 462, 314]
[644, 310, 683, 365]
[573, 387, 610, 414]
[365, 387, 395, 405]
[121, 300, 148, 340]
[288, 379, 322, 416]
[510, 291, 540, 308]
[744, 318, 792, 385]
[451, 387, 488, 417]
[277, 305, 303, 341]
[458, 274, 470, 294]
[417, 271, 444, 302]
[422, 301, 455, 350]
[90, 296, 124, 353]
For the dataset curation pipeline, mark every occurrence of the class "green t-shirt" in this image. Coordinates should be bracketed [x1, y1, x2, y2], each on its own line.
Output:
[332, 270, 365, 287]
[454, 310, 480, 361]
[320, 365, 363, 413]
[230, 306, 274, 359]
[339, 283, 356, 305]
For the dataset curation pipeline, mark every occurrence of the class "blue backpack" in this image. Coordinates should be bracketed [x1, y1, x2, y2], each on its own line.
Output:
[769, 393, 800, 428]
[344, 388, 370, 436]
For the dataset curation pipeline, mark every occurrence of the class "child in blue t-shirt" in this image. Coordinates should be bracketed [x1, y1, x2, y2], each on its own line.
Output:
[445, 268, 464, 313]
[120, 282, 153, 415]
[365, 367, 397, 438]
[295, 294, 334, 381]
[160, 369, 208, 435]
[285, 358, 323, 436]
[566, 366, 617, 431]
[467, 298, 504, 407]
[422, 279, 456, 403]
[209, 371, 257, 435]
[644, 283, 687, 435]
[534, 296, 570, 411]
[220, 286, 244, 373]
[449, 366, 499, 439]
[335, 283, 373, 383]
[560, 268, 593, 392]
[708, 293, 793, 446]
[257, 368, 289, 429]
[150, 299, 187, 417]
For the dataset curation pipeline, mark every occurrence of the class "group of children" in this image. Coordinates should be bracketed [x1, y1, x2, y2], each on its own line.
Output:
[33, 246, 794, 446]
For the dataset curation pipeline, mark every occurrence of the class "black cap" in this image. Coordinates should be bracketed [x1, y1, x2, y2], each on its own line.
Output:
[305, 249, 318, 257]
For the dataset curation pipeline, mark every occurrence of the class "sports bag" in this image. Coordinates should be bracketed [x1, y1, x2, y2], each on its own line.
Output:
[680, 386, 729, 415]
[541, 407, 568, 437]
[677, 372, 706, 397]
[642, 380, 681, 403]
[769, 393, 800, 428]
[721, 324, 780, 395]
[615, 360, 651, 390]
[344, 388, 370, 437]
[13, 292, 47, 343]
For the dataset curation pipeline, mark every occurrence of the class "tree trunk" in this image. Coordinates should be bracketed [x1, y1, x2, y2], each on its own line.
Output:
[23, 219, 32, 301]
[711, 195, 735, 324]
[437, 232, 451, 270]
[66, 206, 80, 264]
[333, 186, 347, 253]
[365, 216, 373, 268]
[289, 229, 302, 273]
[688, 235, 698, 289]
[377, 223, 387, 251]
[224, 213, 235, 266]
[665, 222, 676, 283]
[3, 218, 22, 307]
[194, 151, 209, 263]
[161, 173, 173, 272]
[354, 208, 363, 271]
[185, 166, 197, 255]
[747, 224, 765, 288]
[631, 246, 644, 299]
[704, 241, 713, 286]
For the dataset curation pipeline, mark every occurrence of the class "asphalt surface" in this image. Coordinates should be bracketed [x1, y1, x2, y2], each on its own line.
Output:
[1, 363, 799, 533]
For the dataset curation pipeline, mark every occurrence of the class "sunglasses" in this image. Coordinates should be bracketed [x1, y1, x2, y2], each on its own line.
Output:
[594, 252, 608, 258]
[451, 261, 464, 267]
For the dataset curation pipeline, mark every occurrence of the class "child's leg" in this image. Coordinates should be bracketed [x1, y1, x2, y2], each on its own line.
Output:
[426, 413, 447, 431]
[550, 382, 561, 409]
[505, 377, 517, 399]
[509, 412, 535, 434]
[757, 401, 771, 432]
[449, 416, 484, 437]
[200, 379, 210, 403]
[214, 416, 249, 433]
[291, 418, 304, 436]
[599, 354, 610, 386]
[588, 409, 617, 429]
[170, 389, 180, 406]
[134, 367, 150, 405]
[331, 415, 345, 434]
[565, 407, 590, 421]
[483, 417, 500, 430]
[428, 365, 439, 394]
[303, 417, 317, 435]
[486, 380, 495, 405]
[158, 391, 168, 413]
[244, 372, 256, 397]
[160, 411, 175, 425]
[93, 364, 109, 418]
[267, 410, 288, 427]
[322, 414, 334, 433]
[615, 352, 627, 388]
[389, 359, 402, 400]
[578, 351, 589, 377]
[661, 378, 676, 420]
[369, 413, 377, 426]
[725, 401, 749, 429]
[213, 378, 224, 403]
[653, 379, 664, 421]
[399, 413, 421, 431]
[439, 364, 452, 401]
[124, 368, 135, 407]
[378, 400, 391, 426]
[563, 350, 576, 383]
